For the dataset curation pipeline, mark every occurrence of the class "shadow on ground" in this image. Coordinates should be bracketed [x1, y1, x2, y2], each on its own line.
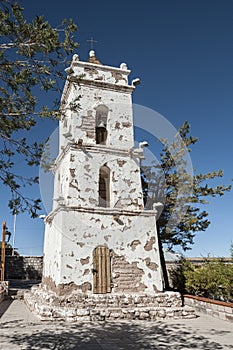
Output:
[1, 319, 232, 350]
[0, 299, 13, 318]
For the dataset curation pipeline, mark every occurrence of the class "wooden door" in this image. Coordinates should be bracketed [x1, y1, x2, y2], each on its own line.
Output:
[93, 246, 111, 293]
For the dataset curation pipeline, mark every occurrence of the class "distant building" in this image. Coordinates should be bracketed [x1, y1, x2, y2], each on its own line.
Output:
[186, 257, 233, 267]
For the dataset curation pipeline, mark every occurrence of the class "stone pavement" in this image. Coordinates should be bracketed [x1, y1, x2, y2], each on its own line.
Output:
[0, 299, 233, 350]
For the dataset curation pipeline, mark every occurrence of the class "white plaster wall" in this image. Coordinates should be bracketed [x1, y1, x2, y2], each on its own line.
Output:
[72, 60, 130, 86]
[43, 56, 164, 295]
[52, 148, 143, 210]
[52, 151, 71, 210]
[43, 214, 63, 283]
[60, 63, 134, 151]
[44, 208, 163, 293]
[60, 87, 134, 150]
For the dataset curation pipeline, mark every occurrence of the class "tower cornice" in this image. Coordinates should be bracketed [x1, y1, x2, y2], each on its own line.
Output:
[53, 142, 143, 172]
[75, 77, 134, 93]
[72, 59, 131, 75]
[45, 204, 158, 224]
[60, 54, 134, 107]
[61, 76, 134, 108]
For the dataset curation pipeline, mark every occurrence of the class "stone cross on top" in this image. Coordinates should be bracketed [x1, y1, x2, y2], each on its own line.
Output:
[87, 37, 98, 50]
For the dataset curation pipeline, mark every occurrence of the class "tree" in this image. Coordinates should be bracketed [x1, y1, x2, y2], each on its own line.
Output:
[141, 121, 231, 251]
[0, 0, 78, 217]
[230, 242, 233, 260]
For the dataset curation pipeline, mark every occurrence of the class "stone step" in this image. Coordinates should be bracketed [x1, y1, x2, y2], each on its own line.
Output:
[24, 287, 196, 322]
[6, 280, 40, 301]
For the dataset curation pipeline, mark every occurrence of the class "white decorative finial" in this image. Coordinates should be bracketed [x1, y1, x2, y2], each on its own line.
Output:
[89, 50, 95, 57]
[139, 141, 149, 149]
[72, 54, 79, 61]
[120, 63, 128, 70]
[132, 78, 141, 86]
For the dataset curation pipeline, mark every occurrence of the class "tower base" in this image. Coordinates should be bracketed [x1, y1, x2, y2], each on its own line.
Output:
[24, 285, 196, 322]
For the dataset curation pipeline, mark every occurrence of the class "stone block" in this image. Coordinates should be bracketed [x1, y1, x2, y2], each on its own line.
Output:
[76, 316, 91, 322]
[157, 310, 166, 318]
[212, 311, 220, 319]
[224, 306, 233, 314]
[91, 314, 105, 321]
[64, 308, 77, 317]
[90, 309, 100, 315]
[184, 314, 197, 319]
[139, 312, 149, 319]
[226, 314, 233, 322]
[218, 312, 226, 321]
[110, 311, 122, 318]
[76, 309, 90, 316]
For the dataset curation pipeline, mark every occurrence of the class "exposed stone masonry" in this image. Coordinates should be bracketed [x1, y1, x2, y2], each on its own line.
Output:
[25, 286, 195, 322]
[5, 256, 43, 280]
[111, 255, 146, 293]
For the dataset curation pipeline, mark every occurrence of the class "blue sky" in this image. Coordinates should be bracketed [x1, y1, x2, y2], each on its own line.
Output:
[1, 0, 232, 257]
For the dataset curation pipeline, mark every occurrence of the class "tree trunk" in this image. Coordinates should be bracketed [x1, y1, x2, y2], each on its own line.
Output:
[157, 223, 170, 290]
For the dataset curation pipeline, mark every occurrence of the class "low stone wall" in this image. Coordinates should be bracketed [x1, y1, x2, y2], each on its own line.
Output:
[0, 281, 9, 304]
[5, 256, 43, 280]
[25, 285, 196, 322]
[0, 291, 4, 304]
[184, 295, 233, 322]
[0, 289, 5, 304]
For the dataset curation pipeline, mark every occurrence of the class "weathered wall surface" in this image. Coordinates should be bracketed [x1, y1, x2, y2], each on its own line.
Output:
[53, 147, 143, 211]
[5, 256, 43, 280]
[59, 59, 134, 151]
[54, 55, 143, 211]
[61, 86, 134, 149]
[3, 256, 180, 285]
[43, 208, 163, 294]
[42, 53, 164, 297]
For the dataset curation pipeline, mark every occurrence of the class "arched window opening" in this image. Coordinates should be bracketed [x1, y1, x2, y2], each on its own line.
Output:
[95, 105, 108, 145]
[99, 165, 110, 207]
[96, 126, 107, 144]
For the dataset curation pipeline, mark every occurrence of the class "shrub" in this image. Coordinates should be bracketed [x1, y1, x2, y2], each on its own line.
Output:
[171, 258, 233, 302]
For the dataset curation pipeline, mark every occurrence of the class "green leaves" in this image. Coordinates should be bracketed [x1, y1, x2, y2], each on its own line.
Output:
[0, 0, 78, 217]
[188, 259, 233, 301]
[172, 257, 233, 302]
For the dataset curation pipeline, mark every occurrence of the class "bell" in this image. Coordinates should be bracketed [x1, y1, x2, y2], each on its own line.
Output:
[97, 121, 106, 128]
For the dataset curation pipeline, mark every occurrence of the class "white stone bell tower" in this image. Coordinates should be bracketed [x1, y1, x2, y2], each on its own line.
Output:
[25, 51, 196, 321]
[41, 50, 164, 297]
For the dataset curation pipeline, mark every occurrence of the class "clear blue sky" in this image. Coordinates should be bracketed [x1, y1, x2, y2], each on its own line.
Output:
[1, 0, 232, 257]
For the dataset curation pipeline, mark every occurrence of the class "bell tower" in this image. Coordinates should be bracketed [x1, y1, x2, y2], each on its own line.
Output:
[25, 50, 196, 321]
[42, 50, 163, 298]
